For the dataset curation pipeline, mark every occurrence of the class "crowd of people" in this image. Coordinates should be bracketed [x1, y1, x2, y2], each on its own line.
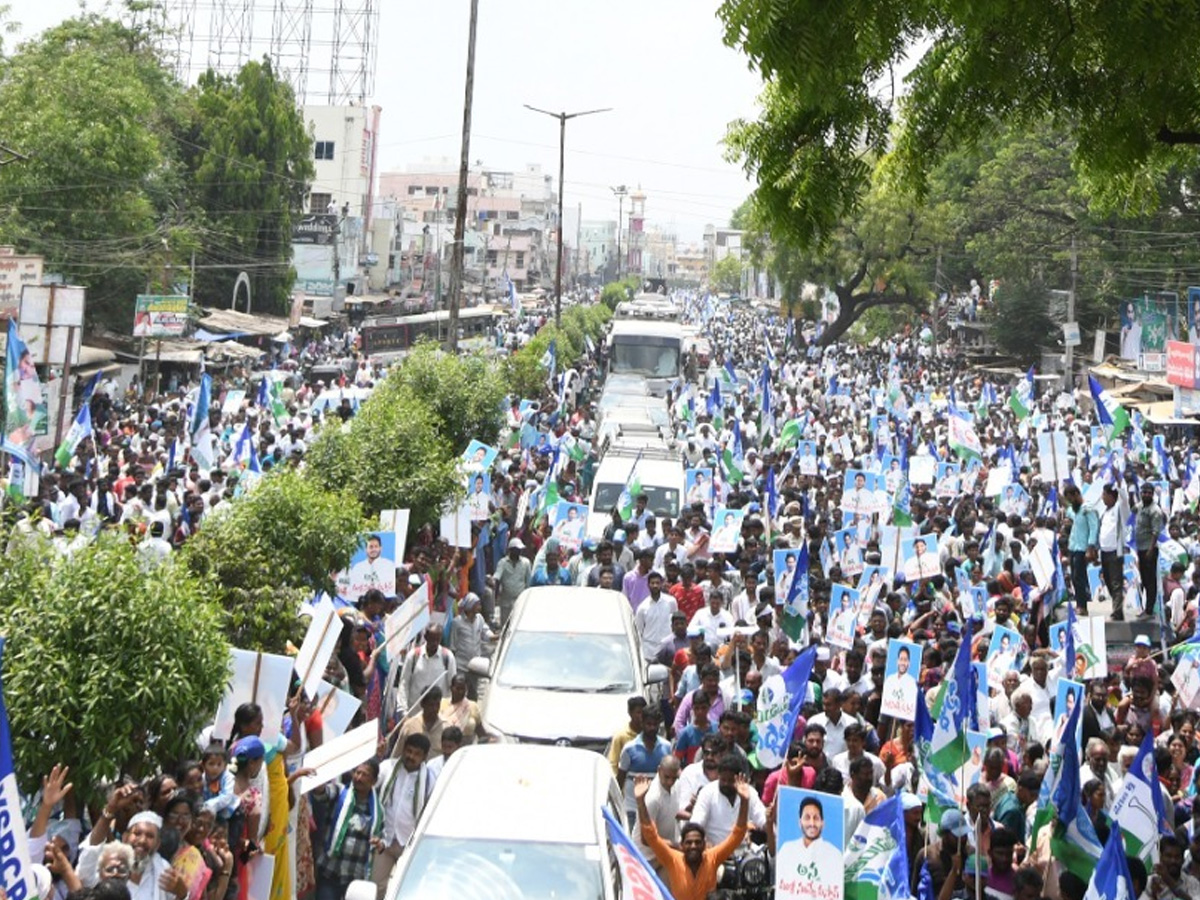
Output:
[13, 288, 1200, 900]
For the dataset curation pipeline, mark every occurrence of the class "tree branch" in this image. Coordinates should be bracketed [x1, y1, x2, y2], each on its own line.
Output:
[1157, 125, 1200, 146]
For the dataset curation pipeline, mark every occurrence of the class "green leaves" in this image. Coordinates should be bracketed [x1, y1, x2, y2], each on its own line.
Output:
[0, 534, 229, 800]
[719, 0, 1200, 250]
[181, 468, 366, 652]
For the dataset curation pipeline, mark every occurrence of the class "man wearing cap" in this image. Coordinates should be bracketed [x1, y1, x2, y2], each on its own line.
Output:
[569, 538, 598, 585]
[448, 594, 494, 699]
[78, 785, 187, 900]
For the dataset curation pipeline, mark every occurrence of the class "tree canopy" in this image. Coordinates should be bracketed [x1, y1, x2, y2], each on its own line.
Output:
[0, 15, 313, 327]
[0, 534, 228, 798]
[719, 0, 1200, 248]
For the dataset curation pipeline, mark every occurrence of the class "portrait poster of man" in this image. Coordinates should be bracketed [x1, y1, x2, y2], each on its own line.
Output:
[467, 471, 493, 521]
[336, 532, 397, 602]
[775, 787, 844, 900]
[841, 469, 879, 516]
[827, 585, 860, 650]
[797, 441, 819, 476]
[834, 527, 865, 578]
[774, 549, 800, 605]
[551, 500, 588, 552]
[685, 467, 715, 512]
[986, 625, 1026, 686]
[461, 438, 498, 474]
[880, 638, 921, 721]
[900, 534, 940, 583]
[710, 506, 745, 554]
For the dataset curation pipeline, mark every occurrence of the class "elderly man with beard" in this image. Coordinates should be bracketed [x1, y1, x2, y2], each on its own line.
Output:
[77, 783, 188, 900]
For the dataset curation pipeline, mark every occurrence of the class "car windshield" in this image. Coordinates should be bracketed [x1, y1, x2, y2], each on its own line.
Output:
[494, 632, 636, 691]
[394, 837, 605, 900]
[611, 338, 680, 377]
[593, 481, 680, 518]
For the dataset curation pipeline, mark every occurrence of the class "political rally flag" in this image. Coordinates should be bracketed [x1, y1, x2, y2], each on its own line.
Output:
[892, 476, 913, 527]
[189, 373, 215, 470]
[1009, 366, 1035, 419]
[781, 543, 810, 643]
[80, 371, 103, 405]
[0, 638, 36, 900]
[1112, 729, 1174, 865]
[1083, 823, 1136, 900]
[617, 452, 644, 521]
[845, 795, 911, 900]
[929, 619, 974, 772]
[1050, 694, 1104, 880]
[1088, 375, 1131, 443]
[915, 687, 959, 826]
[755, 644, 817, 768]
[55, 404, 93, 468]
[948, 414, 983, 462]
[601, 807, 672, 900]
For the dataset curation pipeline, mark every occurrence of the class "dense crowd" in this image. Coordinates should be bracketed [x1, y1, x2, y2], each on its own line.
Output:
[12, 290, 1200, 900]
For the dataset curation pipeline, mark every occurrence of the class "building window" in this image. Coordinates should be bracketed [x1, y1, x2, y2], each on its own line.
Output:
[486, 250, 498, 266]
[314, 141, 335, 161]
[515, 252, 525, 268]
[506, 211, 519, 220]
[407, 186, 420, 195]
[309, 192, 332, 213]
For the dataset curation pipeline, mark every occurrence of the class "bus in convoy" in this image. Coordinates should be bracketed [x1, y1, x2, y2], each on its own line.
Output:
[360, 307, 500, 360]
[605, 318, 683, 398]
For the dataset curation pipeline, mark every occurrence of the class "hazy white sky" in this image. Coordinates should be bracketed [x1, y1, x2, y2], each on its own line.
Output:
[16, 0, 766, 242]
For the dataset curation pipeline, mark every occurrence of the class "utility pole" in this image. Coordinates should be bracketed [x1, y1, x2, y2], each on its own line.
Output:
[525, 105, 610, 325]
[1066, 233, 1078, 390]
[448, 0, 479, 352]
[612, 184, 627, 281]
[576, 201, 582, 286]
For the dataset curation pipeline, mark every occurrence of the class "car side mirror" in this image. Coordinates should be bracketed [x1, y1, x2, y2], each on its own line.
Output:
[468, 656, 491, 677]
[646, 663, 669, 685]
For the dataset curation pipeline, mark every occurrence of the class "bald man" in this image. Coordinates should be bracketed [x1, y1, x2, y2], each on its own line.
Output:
[636, 755, 684, 869]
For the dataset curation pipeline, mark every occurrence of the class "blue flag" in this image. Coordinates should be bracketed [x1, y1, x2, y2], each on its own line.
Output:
[601, 807, 673, 900]
[1051, 692, 1104, 879]
[80, 370, 103, 405]
[256, 375, 269, 408]
[765, 466, 778, 523]
[0, 638, 36, 900]
[756, 644, 817, 768]
[1083, 824, 1135, 900]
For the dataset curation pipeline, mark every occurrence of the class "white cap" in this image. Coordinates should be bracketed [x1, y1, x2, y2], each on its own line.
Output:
[816, 646, 831, 662]
[508, 538, 525, 550]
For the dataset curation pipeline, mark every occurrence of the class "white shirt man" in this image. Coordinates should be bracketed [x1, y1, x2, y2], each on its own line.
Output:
[398, 638, 457, 712]
[635, 761, 684, 864]
[634, 586, 678, 662]
[689, 779, 767, 846]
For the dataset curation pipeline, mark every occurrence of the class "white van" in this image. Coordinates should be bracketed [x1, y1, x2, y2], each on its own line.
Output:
[378, 744, 626, 900]
[587, 441, 684, 539]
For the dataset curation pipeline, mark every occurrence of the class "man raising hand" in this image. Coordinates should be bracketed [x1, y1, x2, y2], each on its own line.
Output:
[635, 772, 750, 900]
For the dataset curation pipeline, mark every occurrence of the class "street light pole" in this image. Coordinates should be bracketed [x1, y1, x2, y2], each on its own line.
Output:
[448, 0, 480, 352]
[612, 184, 627, 281]
[525, 104, 611, 326]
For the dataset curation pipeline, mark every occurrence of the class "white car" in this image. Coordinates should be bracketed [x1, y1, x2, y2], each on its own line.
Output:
[375, 744, 627, 900]
[468, 587, 668, 752]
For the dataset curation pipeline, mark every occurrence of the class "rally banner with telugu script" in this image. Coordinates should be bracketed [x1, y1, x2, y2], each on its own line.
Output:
[0, 638, 35, 900]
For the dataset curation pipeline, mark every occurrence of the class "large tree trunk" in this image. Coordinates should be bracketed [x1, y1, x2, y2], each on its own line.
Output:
[816, 287, 861, 346]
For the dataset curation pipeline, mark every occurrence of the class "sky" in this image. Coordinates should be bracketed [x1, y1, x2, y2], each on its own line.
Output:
[17, 0, 766, 243]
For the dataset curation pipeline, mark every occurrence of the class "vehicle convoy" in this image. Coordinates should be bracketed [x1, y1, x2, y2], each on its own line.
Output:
[587, 441, 684, 539]
[606, 319, 683, 398]
[375, 744, 627, 900]
[467, 587, 668, 752]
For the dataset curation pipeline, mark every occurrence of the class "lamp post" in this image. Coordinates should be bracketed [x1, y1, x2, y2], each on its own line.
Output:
[611, 184, 627, 281]
[524, 104, 611, 325]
